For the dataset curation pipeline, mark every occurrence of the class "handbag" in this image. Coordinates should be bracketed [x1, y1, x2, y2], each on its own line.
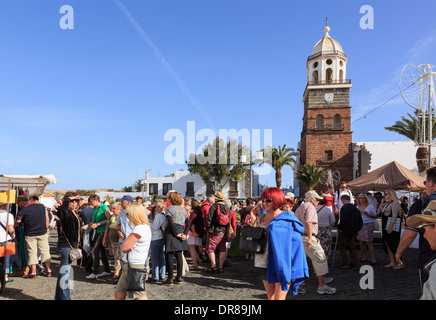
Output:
[61, 215, 83, 262]
[0, 221, 15, 257]
[126, 252, 147, 292]
[386, 217, 401, 233]
[373, 218, 380, 231]
[0, 241, 15, 257]
[239, 225, 266, 254]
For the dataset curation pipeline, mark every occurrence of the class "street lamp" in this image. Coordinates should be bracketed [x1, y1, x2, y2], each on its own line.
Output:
[241, 151, 263, 198]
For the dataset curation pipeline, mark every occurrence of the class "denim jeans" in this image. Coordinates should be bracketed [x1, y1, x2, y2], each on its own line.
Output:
[55, 246, 72, 300]
[150, 239, 165, 280]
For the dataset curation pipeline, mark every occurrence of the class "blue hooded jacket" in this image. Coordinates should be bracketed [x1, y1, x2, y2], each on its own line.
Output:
[267, 211, 309, 294]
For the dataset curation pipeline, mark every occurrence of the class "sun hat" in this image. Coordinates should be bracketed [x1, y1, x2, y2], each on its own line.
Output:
[212, 191, 226, 201]
[406, 200, 436, 229]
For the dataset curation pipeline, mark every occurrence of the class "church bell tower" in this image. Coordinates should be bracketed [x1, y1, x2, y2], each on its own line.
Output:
[298, 22, 354, 195]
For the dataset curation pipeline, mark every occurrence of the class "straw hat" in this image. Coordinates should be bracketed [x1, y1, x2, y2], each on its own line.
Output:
[406, 200, 436, 229]
[212, 191, 226, 201]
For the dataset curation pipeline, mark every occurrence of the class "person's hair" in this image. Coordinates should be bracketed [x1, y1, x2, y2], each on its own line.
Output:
[88, 194, 100, 202]
[261, 187, 286, 211]
[385, 189, 399, 201]
[111, 202, 122, 211]
[155, 200, 167, 209]
[340, 194, 351, 202]
[246, 198, 255, 206]
[426, 167, 436, 183]
[224, 200, 232, 208]
[63, 191, 79, 199]
[318, 198, 326, 205]
[357, 193, 370, 207]
[17, 196, 29, 203]
[30, 195, 39, 201]
[191, 199, 201, 209]
[168, 192, 183, 206]
[126, 203, 150, 227]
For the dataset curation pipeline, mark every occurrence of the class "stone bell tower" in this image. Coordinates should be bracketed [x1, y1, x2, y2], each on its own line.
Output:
[298, 22, 354, 195]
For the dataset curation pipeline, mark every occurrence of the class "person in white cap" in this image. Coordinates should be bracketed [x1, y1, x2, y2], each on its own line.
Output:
[295, 190, 336, 295]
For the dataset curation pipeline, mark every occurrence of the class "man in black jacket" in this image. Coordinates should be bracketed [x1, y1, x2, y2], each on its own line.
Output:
[338, 194, 363, 269]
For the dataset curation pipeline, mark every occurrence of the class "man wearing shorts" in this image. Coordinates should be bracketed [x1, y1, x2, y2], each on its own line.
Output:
[295, 191, 336, 295]
[17, 196, 52, 279]
[205, 192, 230, 272]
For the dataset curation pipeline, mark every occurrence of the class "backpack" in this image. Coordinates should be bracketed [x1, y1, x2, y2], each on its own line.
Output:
[216, 204, 230, 226]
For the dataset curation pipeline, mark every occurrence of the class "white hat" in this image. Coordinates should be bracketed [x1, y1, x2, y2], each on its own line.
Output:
[285, 192, 295, 199]
[305, 190, 323, 201]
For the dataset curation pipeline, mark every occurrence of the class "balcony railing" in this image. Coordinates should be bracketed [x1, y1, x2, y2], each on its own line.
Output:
[311, 123, 344, 131]
[307, 79, 351, 86]
[307, 50, 347, 61]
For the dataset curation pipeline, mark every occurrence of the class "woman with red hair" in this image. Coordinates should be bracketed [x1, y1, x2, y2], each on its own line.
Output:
[249, 187, 308, 300]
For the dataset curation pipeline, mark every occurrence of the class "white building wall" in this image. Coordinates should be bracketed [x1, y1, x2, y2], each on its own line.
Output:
[142, 170, 258, 199]
[353, 141, 436, 177]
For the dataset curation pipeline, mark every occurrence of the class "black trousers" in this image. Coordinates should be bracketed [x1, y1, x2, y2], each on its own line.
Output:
[165, 251, 183, 279]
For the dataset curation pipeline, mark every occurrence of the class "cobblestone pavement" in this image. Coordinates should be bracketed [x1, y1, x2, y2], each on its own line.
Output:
[0, 230, 423, 301]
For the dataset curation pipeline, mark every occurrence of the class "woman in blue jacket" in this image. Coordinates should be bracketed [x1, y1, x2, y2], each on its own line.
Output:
[250, 187, 308, 300]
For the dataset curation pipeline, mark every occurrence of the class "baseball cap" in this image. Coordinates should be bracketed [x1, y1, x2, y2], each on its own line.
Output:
[120, 195, 134, 202]
[285, 192, 295, 199]
[305, 190, 323, 201]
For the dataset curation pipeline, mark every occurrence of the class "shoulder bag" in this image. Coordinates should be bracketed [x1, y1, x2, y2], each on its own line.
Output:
[126, 252, 147, 292]
[0, 221, 15, 258]
[239, 216, 267, 254]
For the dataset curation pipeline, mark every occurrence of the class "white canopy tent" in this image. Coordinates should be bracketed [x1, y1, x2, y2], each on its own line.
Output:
[0, 175, 56, 197]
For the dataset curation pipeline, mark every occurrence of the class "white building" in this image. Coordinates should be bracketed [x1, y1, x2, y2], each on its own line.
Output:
[353, 140, 436, 178]
[142, 169, 261, 200]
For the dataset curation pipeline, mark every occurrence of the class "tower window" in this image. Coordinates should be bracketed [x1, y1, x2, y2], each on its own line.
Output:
[333, 114, 341, 128]
[326, 68, 333, 83]
[312, 70, 319, 83]
[313, 62, 318, 68]
[325, 150, 333, 161]
[316, 115, 324, 129]
[326, 59, 333, 65]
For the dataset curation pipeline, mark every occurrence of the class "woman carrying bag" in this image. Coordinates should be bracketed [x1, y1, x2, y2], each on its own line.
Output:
[162, 192, 191, 286]
[115, 203, 151, 300]
[55, 191, 82, 300]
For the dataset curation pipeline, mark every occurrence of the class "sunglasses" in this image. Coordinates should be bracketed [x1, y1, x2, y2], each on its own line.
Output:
[418, 222, 436, 230]
[262, 198, 273, 203]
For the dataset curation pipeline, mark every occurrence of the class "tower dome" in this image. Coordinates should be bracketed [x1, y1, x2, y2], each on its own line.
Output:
[311, 25, 344, 56]
[306, 22, 348, 85]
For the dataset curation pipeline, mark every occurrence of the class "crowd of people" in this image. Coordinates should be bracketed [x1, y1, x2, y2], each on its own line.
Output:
[1, 169, 436, 300]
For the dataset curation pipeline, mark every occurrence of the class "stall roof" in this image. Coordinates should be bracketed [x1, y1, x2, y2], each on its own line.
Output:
[347, 161, 425, 193]
[0, 174, 56, 196]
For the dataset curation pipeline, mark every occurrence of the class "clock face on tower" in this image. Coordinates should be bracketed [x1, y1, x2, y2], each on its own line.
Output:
[324, 93, 334, 102]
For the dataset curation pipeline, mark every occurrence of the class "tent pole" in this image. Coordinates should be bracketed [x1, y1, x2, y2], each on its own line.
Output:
[3, 178, 11, 279]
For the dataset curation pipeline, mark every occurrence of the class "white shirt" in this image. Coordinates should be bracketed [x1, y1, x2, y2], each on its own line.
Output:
[122, 224, 151, 265]
[334, 188, 354, 209]
[357, 204, 377, 224]
[0, 210, 14, 243]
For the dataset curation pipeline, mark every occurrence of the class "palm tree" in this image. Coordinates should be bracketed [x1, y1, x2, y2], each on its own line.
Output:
[384, 110, 436, 173]
[262, 144, 297, 188]
[296, 164, 326, 191]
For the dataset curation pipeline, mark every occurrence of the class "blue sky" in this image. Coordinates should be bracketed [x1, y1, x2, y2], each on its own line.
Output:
[1, 0, 435, 191]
